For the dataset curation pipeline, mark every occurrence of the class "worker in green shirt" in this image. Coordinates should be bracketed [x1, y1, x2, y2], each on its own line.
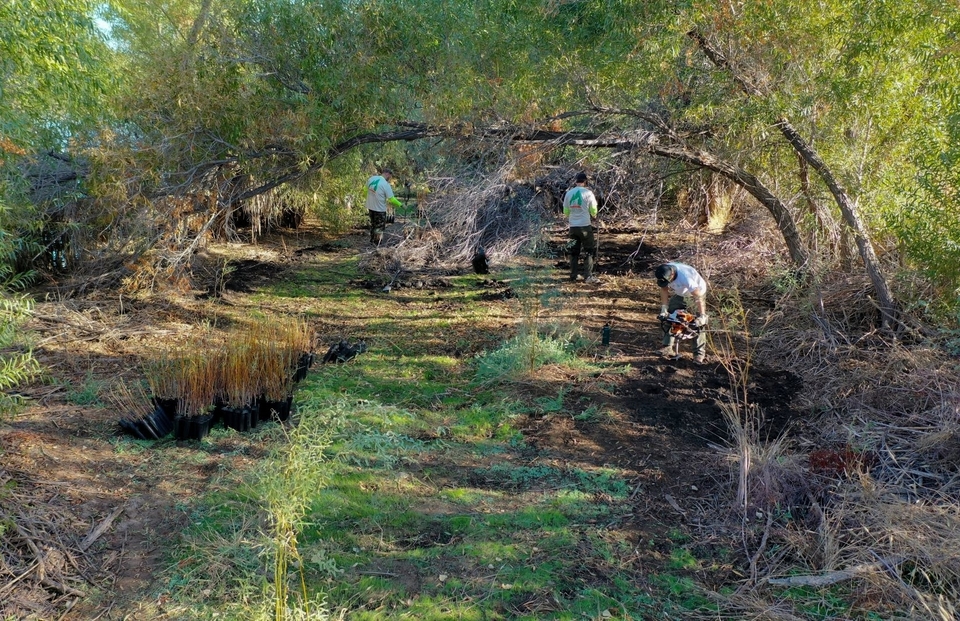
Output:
[365, 169, 402, 245]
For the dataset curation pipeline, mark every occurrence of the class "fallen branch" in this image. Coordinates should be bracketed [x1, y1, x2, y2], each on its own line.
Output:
[767, 556, 902, 587]
[41, 576, 85, 598]
[664, 493, 686, 516]
[0, 561, 41, 601]
[80, 505, 125, 552]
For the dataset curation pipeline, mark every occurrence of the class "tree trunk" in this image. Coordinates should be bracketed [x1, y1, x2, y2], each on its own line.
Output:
[776, 120, 897, 328]
[688, 28, 898, 329]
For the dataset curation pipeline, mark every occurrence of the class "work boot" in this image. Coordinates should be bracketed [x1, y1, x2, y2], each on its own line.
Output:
[659, 346, 679, 360]
[694, 353, 707, 365]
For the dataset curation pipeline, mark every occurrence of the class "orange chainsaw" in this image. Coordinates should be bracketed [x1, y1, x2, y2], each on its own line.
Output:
[660, 309, 700, 341]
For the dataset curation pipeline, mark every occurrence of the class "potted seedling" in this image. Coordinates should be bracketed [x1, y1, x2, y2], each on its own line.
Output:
[173, 352, 218, 441]
[278, 317, 315, 383]
[113, 379, 173, 440]
[256, 340, 296, 422]
[142, 352, 182, 421]
[219, 336, 260, 432]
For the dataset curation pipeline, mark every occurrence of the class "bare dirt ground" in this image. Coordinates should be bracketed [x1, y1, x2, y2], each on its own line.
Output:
[1, 216, 808, 619]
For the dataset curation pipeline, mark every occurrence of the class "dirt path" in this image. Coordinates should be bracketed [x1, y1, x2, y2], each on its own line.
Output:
[519, 224, 805, 569]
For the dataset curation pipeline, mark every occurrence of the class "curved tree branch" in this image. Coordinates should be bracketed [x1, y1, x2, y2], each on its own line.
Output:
[688, 27, 896, 328]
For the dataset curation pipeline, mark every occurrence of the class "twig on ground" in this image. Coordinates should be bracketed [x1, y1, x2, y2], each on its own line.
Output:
[80, 505, 126, 552]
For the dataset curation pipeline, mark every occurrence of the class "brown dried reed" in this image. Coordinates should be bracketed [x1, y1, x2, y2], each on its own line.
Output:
[106, 379, 154, 422]
[219, 317, 313, 406]
[221, 335, 259, 409]
[180, 352, 217, 417]
[142, 351, 182, 401]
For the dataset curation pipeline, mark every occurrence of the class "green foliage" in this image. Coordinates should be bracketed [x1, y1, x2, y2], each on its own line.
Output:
[668, 547, 700, 571]
[342, 429, 426, 468]
[0, 227, 37, 292]
[61, 371, 103, 406]
[258, 403, 339, 619]
[891, 116, 960, 308]
[473, 333, 584, 383]
[649, 573, 716, 613]
[0, 294, 42, 417]
[0, 0, 120, 147]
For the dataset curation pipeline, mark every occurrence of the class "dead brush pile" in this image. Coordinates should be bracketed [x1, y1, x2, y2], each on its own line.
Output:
[360, 165, 551, 275]
[0, 465, 103, 619]
[708, 268, 960, 619]
[358, 156, 671, 278]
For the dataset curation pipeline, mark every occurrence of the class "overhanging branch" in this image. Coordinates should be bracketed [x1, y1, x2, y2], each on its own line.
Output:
[184, 114, 809, 267]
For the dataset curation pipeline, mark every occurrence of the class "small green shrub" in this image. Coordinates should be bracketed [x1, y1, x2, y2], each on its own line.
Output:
[473, 333, 582, 382]
[63, 372, 102, 406]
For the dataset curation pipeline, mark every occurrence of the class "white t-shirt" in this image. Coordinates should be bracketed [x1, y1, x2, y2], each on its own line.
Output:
[365, 175, 395, 213]
[666, 262, 707, 298]
[563, 185, 598, 228]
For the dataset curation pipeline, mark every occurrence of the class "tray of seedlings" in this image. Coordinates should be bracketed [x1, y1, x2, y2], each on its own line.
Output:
[119, 317, 316, 442]
[113, 379, 173, 440]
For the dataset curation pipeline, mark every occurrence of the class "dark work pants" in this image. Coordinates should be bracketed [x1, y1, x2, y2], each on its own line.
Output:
[369, 210, 387, 244]
[568, 226, 596, 280]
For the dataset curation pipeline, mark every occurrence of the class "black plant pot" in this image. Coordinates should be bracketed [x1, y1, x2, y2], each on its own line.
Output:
[174, 414, 214, 441]
[221, 406, 255, 432]
[151, 397, 180, 419]
[293, 352, 315, 382]
[258, 395, 294, 422]
[119, 406, 173, 440]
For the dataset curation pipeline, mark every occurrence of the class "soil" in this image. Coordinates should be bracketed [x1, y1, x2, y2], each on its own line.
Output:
[1, 217, 808, 619]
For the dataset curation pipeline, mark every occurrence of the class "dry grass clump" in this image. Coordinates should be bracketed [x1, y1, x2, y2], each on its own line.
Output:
[705, 256, 960, 618]
[357, 248, 405, 280]
[812, 480, 960, 620]
[703, 252, 960, 617]
[749, 264, 956, 419]
[719, 403, 810, 514]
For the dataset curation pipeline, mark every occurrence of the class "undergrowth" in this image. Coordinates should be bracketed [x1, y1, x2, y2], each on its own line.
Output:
[152, 260, 716, 620]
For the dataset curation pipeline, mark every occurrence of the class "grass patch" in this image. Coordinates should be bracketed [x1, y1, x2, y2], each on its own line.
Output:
[473, 332, 588, 383]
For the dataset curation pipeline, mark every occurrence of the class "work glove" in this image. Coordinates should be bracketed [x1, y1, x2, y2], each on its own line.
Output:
[657, 305, 669, 321]
[694, 314, 708, 328]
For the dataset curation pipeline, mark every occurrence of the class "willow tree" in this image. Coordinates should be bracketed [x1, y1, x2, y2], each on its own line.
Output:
[93, 0, 960, 316]
[670, 2, 959, 326]
[454, 0, 959, 326]
[0, 0, 125, 288]
[0, 0, 116, 401]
